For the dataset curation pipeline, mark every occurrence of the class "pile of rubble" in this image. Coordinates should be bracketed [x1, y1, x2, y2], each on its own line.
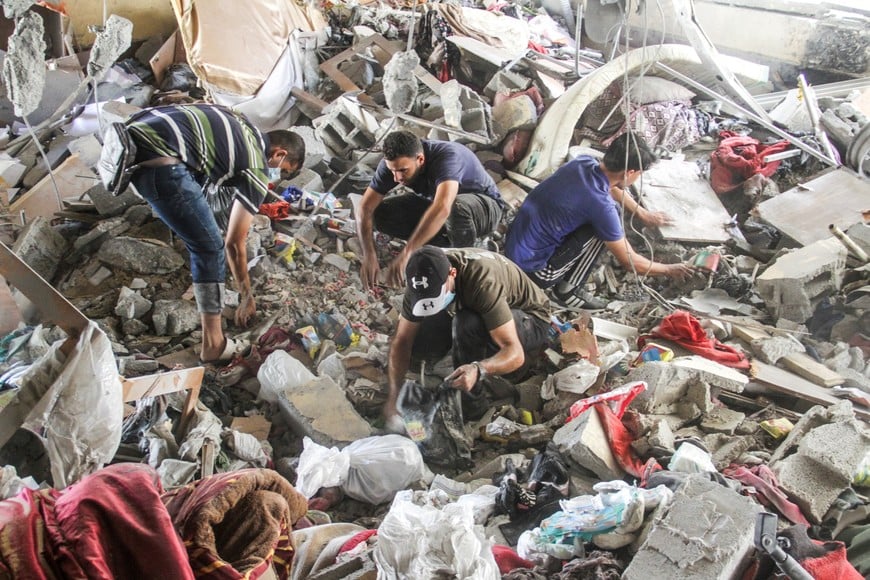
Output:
[0, 0, 869, 578]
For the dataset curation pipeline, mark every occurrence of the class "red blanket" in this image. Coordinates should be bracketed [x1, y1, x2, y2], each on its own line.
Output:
[0, 463, 194, 579]
[710, 131, 790, 194]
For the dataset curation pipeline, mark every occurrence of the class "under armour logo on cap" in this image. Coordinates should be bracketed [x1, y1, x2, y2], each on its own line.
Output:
[411, 276, 428, 289]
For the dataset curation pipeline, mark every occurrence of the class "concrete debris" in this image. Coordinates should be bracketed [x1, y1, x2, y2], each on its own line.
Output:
[0, 1, 869, 578]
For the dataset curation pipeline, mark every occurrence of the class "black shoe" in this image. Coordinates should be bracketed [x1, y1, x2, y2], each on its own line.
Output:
[551, 288, 608, 310]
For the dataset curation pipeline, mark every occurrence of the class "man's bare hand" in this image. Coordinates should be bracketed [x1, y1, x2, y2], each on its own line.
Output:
[665, 263, 697, 281]
[360, 254, 381, 291]
[385, 251, 410, 288]
[446, 363, 480, 393]
[639, 208, 674, 227]
[234, 294, 256, 327]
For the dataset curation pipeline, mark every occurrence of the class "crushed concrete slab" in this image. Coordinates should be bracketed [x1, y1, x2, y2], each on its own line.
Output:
[84, 184, 142, 217]
[114, 286, 152, 320]
[756, 237, 847, 323]
[151, 299, 199, 336]
[627, 358, 747, 415]
[623, 475, 762, 580]
[12, 215, 68, 281]
[97, 236, 184, 274]
[86, 15, 133, 80]
[769, 401, 870, 523]
[700, 407, 746, 435]
[553, 407, 625, 481]
[750, 335, 805, 364]
[3, 11, 46, 117]
[383, 50, 419, 115]
[277, 375, 373, 447]
[323, 253, 351, 272]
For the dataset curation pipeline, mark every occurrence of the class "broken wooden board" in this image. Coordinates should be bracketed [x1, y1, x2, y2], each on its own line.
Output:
[756, 167, 870, 247]
[638, 158, 741, 243]
[751, 360, 869, 420]
[156, 345, 202, 369]
[781, 352, 845, 387]
[9, 155, 98, 225]
[122, 367, 204, 438]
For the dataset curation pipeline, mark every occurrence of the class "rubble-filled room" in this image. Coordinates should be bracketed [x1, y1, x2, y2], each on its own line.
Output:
[0, 0, 868, 578]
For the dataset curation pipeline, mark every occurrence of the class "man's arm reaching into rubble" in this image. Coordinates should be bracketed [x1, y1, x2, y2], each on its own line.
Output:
[446, 318, 525, 393]
[357, 187, 385, 291]
[610, 186, 673, 227]
[386, 316, 421, 420]
[385, 180, 459, 287]
[605, 237, 695, 280]
[226, 201, 256, 327]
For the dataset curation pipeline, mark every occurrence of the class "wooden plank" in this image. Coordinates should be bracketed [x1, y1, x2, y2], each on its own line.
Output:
[638, 158, 740, 243]
[756, 167, 870, 247]
[122, 367, 203, 440]
[781, 352, 845, 387]
[9, 155, 98, 225]
[731, 323, 771, 343]
[751, 361, 869, 420]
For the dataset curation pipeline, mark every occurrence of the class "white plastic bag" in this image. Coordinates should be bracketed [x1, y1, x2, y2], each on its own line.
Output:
[669, 442, 718, 473]
[295, 437, 349, 498]
[20, 321, 123, 488]
[541, 359, 600, 399]
[257, 350, 316, 403]
[343, 435, 431, 505]
[375, 491, 500, 579]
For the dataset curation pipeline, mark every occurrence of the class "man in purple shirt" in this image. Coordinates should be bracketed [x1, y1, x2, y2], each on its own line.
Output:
[356, 131, 503, 290]
[505, 133, 693, 308]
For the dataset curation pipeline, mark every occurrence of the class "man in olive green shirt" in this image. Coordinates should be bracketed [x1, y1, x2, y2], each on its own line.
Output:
[385, 246, 552, 429]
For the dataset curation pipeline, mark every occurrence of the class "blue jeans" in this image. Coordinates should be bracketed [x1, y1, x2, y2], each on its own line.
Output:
[132, 164, 225, 313]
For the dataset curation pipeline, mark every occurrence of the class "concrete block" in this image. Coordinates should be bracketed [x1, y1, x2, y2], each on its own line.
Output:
[84, 183, 142, 217]
[623, 475, 762, 580]
[313, 99, 379, 156]
[114, 286, 152, 320]
[627, 357, 747, 415]
[441, 79, 493, 141]
[151, 299, 200, 336]
[97, 236, 184, 274]
[323, 253, 351, 272]
[769, 401, 870, 522]
[277, 375, 373, 448]
[700, 407, 746, 435]
[11, 216, 68, 281]
[553, 407, 625, 481]
[756, 237, 847, 322]
[750, 335, 805, 364]
[648, 419, 675, 454]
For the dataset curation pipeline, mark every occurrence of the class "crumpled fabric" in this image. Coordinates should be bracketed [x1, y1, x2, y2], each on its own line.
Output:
[551, 550, 623, 580]
[594, 404, 658, 479]
[492, 544, 535, 574]
[722, 464, 810, 526]
[778, 525, 863, 580]
[640, 310, 750, 369]
[710, 130, 790, 194]
[0, 464, 194, 580]
[259, 201, 291, 219]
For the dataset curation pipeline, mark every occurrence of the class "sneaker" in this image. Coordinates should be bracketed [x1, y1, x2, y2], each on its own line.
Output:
[551, 287, 608, 310]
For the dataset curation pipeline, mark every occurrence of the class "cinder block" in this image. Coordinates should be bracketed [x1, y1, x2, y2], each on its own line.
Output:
[11, 216, 68, 281]
[553, 407, 624, 481]
[278, 375, 373, 448]
[624, 475, 762, 580]
[756, 237, 847, 322]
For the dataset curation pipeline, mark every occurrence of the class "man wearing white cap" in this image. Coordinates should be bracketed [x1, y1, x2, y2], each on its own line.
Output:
[384, 245, 552, 429]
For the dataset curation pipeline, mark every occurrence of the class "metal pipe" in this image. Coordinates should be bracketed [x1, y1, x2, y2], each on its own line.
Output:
[797, 74, 838, 163]
[829, 223, 870, 262]
[655, 63, 839, 167]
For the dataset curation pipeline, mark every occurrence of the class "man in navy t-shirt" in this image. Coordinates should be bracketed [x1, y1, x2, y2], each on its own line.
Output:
[505, 133, 694, 309]
[356, 130, 503, 290]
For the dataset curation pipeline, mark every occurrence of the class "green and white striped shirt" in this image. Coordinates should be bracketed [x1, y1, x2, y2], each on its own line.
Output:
[127, 104, 270, 215]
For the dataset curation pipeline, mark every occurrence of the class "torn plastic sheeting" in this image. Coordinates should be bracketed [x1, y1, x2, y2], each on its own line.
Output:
[541, 359, 600, 400]
[19, 320, 123, 489]
[374, 490, 500, 579]
[176, 404, 222, 462]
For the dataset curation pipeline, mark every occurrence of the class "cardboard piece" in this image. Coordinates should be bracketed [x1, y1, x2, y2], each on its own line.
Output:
[231, 415, 272, 441]
[9, 155, 98, 225]
[149, 30, 187, 88]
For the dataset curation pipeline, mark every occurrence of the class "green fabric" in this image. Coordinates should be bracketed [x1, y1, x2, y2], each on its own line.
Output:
[838, 524, 870, 577]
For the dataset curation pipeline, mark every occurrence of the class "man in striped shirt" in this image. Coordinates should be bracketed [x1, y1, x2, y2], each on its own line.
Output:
[126, 104, 304, 362]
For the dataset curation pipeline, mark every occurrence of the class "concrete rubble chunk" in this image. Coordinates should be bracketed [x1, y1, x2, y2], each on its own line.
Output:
[12, 216, 68, 281]
[623, 475, 762, 580]
[700, 407, 746, 435]
[87, 15, 133, 80]
[151, 299, 200, 336]
[627, 357, 747, 414]
[85, 183, 142, 217]
[756, 237, 847, 323]
[553, 407, 625, 481]
[749, 335, 805, 364]
[3, 11, 45, 117]
[114, 286, 153, 321]
[277, 375, 373, 447]
[769, 401, 870, 523]
[97, 236, 184, 274]
[72, 216, 130, 255]
[2, 0, 34, 19]
[323, 253, 351, 272]
[383, 50, 419, 115]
